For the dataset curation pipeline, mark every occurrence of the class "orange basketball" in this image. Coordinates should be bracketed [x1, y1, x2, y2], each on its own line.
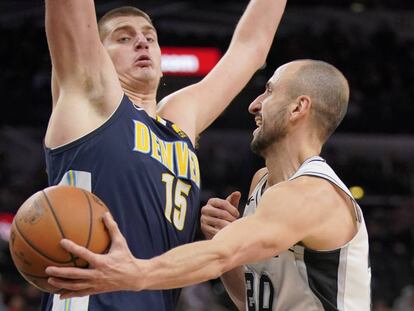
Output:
[8, 185, 111, 293]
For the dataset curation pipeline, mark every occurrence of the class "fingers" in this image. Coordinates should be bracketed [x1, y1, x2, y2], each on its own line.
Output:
[60, 289, 95, 300]
[103, 212, 125, 246]
[226, 191, 241, 209]
[205, 198, 240, 219]
[200, 214, 232, 230]
[200, 223, 219, 240]
[48, 277, 90, 291]
[46, 266, 94, 280]
[201, 192, 242, 239]
[60, 239, 99, 266]
[202, 205, 237, 223]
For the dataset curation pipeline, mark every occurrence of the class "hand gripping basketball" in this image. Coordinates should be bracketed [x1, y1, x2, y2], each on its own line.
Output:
[45, 212, 142, 298]
[9, 186, 110, 293]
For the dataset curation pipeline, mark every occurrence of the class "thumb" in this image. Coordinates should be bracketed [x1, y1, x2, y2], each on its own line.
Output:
[226, 191, 241, 208]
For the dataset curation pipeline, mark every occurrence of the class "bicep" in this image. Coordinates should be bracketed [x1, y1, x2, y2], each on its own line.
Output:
[45, 0, 114, 88]
[213, 186, 324, 267]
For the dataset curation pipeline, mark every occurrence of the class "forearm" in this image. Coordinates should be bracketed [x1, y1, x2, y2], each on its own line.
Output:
[221, 267, 246, 311]
[138, 214, 282, 291]
[139, 240, 233, 290]
[230, 0, 287, 64]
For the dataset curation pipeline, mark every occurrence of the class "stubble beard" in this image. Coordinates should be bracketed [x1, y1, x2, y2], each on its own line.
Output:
[250, 117, 288, 157]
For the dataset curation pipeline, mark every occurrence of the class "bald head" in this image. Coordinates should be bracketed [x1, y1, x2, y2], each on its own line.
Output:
[282, 60, 349, 143]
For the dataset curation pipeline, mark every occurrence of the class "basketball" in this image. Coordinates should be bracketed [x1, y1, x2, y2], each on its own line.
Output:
[8, 185, 111, 293]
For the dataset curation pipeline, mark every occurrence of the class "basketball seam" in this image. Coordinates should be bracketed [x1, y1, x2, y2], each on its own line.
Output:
[82, 190, 93, 250]
[14, 220, 75, 264]
[42, 190, 78, 266]
[19, 271, 49, 279]
[41, 190, 67, 238]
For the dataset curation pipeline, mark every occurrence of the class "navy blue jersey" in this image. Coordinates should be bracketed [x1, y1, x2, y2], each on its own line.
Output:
[41, 95, 201, 311]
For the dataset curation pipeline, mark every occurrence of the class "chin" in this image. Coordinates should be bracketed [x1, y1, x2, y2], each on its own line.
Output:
[139, 68, 162, 80]
[250, 137, 264, 156]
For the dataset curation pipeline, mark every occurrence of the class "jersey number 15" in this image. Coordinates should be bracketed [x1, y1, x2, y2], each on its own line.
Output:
[162, 173, 192, 231]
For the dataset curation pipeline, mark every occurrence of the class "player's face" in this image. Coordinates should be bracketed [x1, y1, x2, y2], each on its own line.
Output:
[248, 66, 292, 156]
[102, 16, 162, 88]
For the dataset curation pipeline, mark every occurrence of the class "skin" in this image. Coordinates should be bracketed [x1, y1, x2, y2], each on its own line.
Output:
[199, 171, 267, 310]
[45, 61, 358, 301]
[101, 16, 162, 109]
[44, 0, 288, 149]
[41, 0, 288, 301]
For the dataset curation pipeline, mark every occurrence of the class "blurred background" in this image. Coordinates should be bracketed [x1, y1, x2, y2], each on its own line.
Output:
[0, 0, 413, 310]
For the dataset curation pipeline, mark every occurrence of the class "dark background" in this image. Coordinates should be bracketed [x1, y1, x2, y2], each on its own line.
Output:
[0, 0, 413, 310]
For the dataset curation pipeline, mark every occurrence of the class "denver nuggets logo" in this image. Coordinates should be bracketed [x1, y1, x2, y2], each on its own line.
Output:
[133, 120, 200, 188]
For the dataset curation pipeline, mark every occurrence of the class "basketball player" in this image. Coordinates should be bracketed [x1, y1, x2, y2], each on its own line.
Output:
[41, 0, 287, 310]
[46, 60, 371, 310]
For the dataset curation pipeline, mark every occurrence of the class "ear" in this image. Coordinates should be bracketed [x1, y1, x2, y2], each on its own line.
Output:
[289, 95, 311, 121]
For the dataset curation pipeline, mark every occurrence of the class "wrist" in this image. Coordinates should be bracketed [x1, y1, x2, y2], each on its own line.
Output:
[131, 258, 151, 291]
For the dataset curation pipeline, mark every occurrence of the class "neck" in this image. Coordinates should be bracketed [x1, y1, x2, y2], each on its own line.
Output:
[263, 134, 322, 187]
[121, 81, 158, 118]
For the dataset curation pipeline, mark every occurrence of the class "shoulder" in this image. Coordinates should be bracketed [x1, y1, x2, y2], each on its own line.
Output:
[254, 177, 340, 236]
[257, 176, 339, 219]
[288, 175, 346, 203]
[271, 175, 338, 206]
[157, 91, 197, 146]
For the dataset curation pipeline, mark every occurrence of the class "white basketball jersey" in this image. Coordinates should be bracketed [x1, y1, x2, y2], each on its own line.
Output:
[243, 156, 371, 311]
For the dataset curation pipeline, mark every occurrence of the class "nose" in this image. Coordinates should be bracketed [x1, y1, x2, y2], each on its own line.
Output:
[134, 33, 149, 50]
[248, 94, 263, 115]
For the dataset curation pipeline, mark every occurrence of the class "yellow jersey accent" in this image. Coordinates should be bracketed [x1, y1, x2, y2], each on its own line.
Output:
[133, 121, 151, 154]
[172, 124, 187, 138]
[133, 120, 200, 188]
[175, 142, 189, 178]
[159, 140, 175, 172]
[189, 152, 200, 188]
[156, 115, 167, 126]
[150, 132, 162, 162]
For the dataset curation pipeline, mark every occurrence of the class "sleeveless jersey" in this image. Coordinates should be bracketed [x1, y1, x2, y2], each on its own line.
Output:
[243, 156, 371, 311]
[41, 95, 201, 311]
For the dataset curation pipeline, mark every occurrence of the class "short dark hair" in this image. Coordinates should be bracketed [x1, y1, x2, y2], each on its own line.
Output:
[98, 6, 154, 41]
[288, 60, 349, 143]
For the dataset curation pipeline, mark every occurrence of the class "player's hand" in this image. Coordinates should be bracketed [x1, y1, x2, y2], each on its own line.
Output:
[45, 213, 143, 298]
[201, 191, 241, 240]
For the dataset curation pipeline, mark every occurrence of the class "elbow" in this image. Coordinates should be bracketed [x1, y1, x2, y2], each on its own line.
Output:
[254, 43, 269, 69]
[240, 42, 268, 71]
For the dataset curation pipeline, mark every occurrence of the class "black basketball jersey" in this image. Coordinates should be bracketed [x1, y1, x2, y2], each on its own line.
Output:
[41, 95, 201, 311]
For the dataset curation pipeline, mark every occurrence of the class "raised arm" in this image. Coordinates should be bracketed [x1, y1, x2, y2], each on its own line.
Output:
[45, 0, 122, 147]
[157, 0, 287, 145]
